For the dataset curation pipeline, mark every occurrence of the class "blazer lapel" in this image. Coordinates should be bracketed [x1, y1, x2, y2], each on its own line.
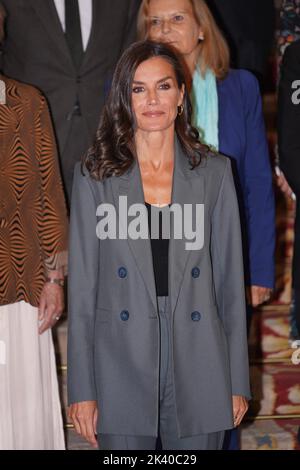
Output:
[216, 79, 227, 153]
[29, 0, 74, 70]
[111, 161, 158, 315]
[169, 138, 205, 316]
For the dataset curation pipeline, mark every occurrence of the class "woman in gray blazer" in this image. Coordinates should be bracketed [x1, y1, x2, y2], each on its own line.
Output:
[67, 40, 250, 450]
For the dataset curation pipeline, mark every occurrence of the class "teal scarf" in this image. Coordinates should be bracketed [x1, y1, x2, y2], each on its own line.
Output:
[190, 66, 219, 151]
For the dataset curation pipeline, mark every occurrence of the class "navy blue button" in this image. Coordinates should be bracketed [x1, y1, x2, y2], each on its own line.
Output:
[120, 310, 129, 321]
[118, 267, 127, 278]
[191, 311, 201, 321]
[191, 267, 200, 278]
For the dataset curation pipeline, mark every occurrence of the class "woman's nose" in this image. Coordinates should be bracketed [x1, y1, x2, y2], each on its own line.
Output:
[147, 90, 158, 105]
[161, 19, 171, 34]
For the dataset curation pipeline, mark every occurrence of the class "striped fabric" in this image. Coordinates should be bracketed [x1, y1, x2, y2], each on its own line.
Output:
[0, 75, 68, 308]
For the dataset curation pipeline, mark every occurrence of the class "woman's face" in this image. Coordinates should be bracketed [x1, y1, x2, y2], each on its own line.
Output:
[146, 0, 203, 58]
[131, 56, 184, 134]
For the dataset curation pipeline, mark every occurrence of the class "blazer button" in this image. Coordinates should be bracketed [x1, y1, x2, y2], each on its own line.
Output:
[191, 311, 201, 322]
[120, 310, 129, 321]
[118, 267, 127, 278]
[191, 267, 200, 278]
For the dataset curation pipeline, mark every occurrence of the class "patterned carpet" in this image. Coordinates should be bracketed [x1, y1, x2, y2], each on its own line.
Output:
[241, 306, 300, 450]
[238, 94, 300, 450]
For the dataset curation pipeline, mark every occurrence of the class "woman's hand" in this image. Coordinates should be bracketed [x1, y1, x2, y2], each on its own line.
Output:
[232, 395, 249, 427]
[38, 282, 64, 334]
[68, 401, 98, 448]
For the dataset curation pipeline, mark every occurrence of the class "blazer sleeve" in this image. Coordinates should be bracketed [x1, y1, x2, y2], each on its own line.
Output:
[37, 94, 68, 273]
[67, 163, 99, 405]
[212, 158, 251, 399]
[240, 70, 275, 289]
[278, 40, 300, 195]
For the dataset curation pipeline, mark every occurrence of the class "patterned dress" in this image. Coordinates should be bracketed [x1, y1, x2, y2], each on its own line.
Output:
[0, 76, 68, 450]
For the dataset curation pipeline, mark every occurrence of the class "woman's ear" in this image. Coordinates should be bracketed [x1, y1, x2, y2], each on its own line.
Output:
[198, 26, 205, 41]
[179, 84, 185, 106]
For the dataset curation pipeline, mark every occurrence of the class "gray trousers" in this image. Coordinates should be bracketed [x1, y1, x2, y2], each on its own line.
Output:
[99, 296, 225, 450]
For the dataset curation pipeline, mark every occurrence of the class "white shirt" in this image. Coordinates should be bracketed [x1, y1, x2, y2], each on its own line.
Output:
[53, 0, 92, 51]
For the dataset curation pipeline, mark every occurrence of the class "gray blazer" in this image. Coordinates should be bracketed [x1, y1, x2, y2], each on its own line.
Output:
[67, 138, 250, 437]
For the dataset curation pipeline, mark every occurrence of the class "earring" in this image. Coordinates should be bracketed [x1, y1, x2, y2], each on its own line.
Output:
[177, 104, 184, 116]
[198, 35, 204, 42]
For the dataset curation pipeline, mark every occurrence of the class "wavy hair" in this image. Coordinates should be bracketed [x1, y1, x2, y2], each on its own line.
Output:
[137, 0, 230, 80]
[84, 40, 210, 180]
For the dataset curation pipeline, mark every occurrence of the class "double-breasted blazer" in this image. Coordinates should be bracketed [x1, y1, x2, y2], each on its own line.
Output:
[67, 138, 250, 437]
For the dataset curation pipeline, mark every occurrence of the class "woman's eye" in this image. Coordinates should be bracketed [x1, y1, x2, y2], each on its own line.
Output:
[132, 86, 144, 93]
[149, 18, 161, 26]
[159, 83, 171, 90]
[173, 15, 184, 22]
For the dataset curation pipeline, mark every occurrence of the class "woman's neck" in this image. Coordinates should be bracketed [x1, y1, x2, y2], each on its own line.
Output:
[135, 128, 175, 171]
[185, 55, 197, 77]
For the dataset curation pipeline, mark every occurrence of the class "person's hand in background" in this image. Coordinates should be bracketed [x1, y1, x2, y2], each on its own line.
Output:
[275, 166, 296, 200]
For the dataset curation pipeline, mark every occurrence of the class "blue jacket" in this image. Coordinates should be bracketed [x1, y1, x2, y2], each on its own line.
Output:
[217, 69, 275, 288]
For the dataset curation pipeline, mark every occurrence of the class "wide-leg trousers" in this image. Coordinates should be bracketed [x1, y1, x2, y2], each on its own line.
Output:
[98, 296, 225, 450]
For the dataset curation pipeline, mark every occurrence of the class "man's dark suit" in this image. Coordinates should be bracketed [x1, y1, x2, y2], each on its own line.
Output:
[278, 39, 300, 337]
[207, 0, 275, 79]
[0, 0, 141, 202]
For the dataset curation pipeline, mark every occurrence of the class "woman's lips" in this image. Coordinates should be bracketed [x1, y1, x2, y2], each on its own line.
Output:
[142, 111, 165, 117]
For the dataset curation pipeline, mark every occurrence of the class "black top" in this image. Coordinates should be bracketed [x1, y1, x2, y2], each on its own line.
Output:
[145, 203, 170, 297]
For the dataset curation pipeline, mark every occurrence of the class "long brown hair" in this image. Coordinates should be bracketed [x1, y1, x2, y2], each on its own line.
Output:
[137, 0, 230, 79]
[84, 40, 210, 181]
